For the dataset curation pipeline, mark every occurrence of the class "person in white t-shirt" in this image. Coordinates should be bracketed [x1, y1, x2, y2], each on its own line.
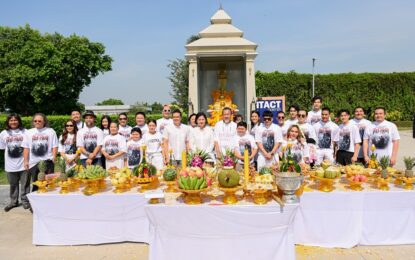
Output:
[99, 115, 112, 169]
[23, 113, 58, 192]
[163, 109, 189, 166]
[135, 112, 149, 136]
[118, 112, 132, 141]
[363, 107, 400, 166]
[250, 111, 262, 138]
[256, 110, 283, 170]
[234, 121, 258, 167]
[313, 108, 339, 164]
[285, 105, 299, 128]
[125, 127, 144, 169]
[277, 111, 289, 137]
[334, 109, 361, 165]
[351, 107, 371, 163]
[143, 119, 164, 170]
[188, 112, 215, 162]
[280, 125, 310, 164]
[58, 119, 79, 170]
[214, 107, 237, 158]
[0, 114, 29, 212]
[188, 113, 197, 128]
[297, 109, 317, 164]
[101, 122, 127, 170]
[307, 96, 323, 124]
[157, 104, 173, 134]
[71, 109, 84, 130]
[76, 110, 104, 166]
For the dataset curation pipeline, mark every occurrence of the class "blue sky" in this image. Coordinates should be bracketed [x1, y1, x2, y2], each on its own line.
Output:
[2, 0, 415, 105]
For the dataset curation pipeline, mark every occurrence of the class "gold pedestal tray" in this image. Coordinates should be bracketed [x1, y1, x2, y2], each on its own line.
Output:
[393, 173, 404, 186]
[135, 176, 158, 193]
[98, 178, 107, 191]
[377, 177, 390, 191]
[58, 180, 71, 194]
[219, 185, 242, 205]
[46, 177, 58, 191]
[164, 180, 178, 193]
[347, 178, 365, 191]
[82, 179, 100, 195]
[33, 180, 48, 193]
[178, 188, 209, 205]
[313, 176, 338, 192]
[401, 177, 415, 190]
[253, 189, 268, 205]
[295, 181, 308, 196]
[68, 177, 81, 192]
[113, 182, 130, 193]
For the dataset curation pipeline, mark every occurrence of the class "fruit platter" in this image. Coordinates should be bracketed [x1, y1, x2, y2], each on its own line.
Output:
[177, 167, 211, 204]
[110, 167, 133, 193]
[347, 174, 368, 191]
[162, 167, 178, 193]
[312, 165, 341, 192]
[217, 166, 242, 204]
[132, 151, 158, 192]
[77, 165, 108, 195]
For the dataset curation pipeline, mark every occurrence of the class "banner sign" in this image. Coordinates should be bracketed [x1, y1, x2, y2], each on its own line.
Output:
[255, 96, 286, 124]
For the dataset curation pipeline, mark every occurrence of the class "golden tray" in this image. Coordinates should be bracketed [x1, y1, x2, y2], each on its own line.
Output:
[219, 185, 242, 205]
[313, 175, 339, 192]
[177, 187, 210, 205]
[347, 177, 366, 191]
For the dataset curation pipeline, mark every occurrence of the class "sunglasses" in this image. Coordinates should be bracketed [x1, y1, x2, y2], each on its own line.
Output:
[277, 116, 285, 119]
[298, 114, 307, 118]
[163, 110, 171, 112]
[65, 124, 74, 127]
[119, 118, 127, 120]
[263, 117, 273, 121]
[34, 120, 43, 123]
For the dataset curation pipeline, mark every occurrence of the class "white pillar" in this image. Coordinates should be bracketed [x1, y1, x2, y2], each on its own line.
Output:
[245, 53, 257, 123]
[187, 54, 198, 114]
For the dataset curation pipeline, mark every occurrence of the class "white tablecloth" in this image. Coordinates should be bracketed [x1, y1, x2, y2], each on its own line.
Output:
[145, 201, 299, 260]
[294, 185, 415, 248]
[27, 188, 150, 245]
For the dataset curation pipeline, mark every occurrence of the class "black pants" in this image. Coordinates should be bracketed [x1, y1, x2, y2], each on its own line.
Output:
[29, 160, 54, 192]
[7, 170, 30, 206]
[336, 150, 354, 166]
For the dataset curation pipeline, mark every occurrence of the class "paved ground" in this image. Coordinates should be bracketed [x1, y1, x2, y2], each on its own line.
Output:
[0, 130, 414, 260]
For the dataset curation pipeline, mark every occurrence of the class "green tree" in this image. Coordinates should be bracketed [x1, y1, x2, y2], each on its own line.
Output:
[150, 102, 163, 114]
[129, 101, 149, 114]
[96, 98, 124, 106]
[0, 25, 112, 115]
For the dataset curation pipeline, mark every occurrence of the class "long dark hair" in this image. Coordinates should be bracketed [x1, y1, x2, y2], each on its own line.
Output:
[195, 112, 208, 128]
[5, 113, 24, 131]
[250, 111, 260, 129]
[100, 115, 112, 130]
[61, 119, 78, 145]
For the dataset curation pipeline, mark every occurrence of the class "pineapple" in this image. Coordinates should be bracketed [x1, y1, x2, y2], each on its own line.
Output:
[379, 156, 390, 179]
[38, 160, 48, 181]
[403, 157, 415, 178]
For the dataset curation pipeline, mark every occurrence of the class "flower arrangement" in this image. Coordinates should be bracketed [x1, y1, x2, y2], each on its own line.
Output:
[279, 141, 302, 173]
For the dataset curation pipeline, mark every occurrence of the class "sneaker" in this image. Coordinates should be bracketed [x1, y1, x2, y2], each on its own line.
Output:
[22, 202, 31, 210]
[4, 204, 18, 212]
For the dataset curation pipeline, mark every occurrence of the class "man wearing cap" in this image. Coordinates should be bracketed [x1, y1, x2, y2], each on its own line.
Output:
[76, 110, 104, 166]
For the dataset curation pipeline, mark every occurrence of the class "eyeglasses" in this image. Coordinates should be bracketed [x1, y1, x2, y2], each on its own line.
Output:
[163, 110, 171, 112]
[277, 116, 285, 119]
[119, 118, 127, 120]
[65, 124, 74, 127]
[298, 114, 307, 118]
[263, 117, 272, 121]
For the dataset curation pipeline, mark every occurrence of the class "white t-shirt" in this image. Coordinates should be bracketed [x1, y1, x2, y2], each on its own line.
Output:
[135, 124, 148, 136]
[102, 129, 110, 139]
[307, 110, 322, 124]
[118, 125, 132, 141]
[76, 121, 85, 130]
[22, 127, 58, 168]
[279, 124, 289, 138]
[255, 123, 283, 156]
[351, 118, 371, 158]
[103, 134, 127, 156]
[156, 118, 173, 135]
[163, 124, 189, 160]
[76, 126, 104, 159]
[363, 120, 400, 160]
[234, 133, 257, 164]
[281, 139, 310, 164]
[250, 124, 262, 138]
[126, 139, 143, 168]
[189, 126, 215, 154]
[313, 121, 339, 150]
[334, 122, 361, 153]
[298, 123, 317, 142]
[0, 129, 26, 172]
[285, 119, 298, 128]
[58, 133, 77, 154]
[143, 132, 163, 155]
[214, 120, 237, 154]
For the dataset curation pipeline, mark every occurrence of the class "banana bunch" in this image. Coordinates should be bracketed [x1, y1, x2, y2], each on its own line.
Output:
[77, 165, 107, 180]
[178, 176, 207, 190]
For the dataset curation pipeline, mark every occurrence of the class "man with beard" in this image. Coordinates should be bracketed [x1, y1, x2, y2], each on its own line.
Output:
[334, 109, 361, 165]
[255, 110, 283, 170]
[77, 110, 103, 166]
[313, 107, 338, 165]
[363, 107, 400, 166]
[351, 107, 371, 163]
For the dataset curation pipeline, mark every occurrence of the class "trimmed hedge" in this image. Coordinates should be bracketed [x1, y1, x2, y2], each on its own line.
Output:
[256, 71, 415, 121]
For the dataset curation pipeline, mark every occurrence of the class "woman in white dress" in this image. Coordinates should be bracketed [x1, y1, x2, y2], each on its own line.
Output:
[188, 112, 215, 162]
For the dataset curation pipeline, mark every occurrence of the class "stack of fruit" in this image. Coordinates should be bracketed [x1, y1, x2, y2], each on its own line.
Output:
[77, 165, 107, 180]
[111, 167, 133, 193]
[177, 167, 209, 190]
[314, 166, 341, 179]
[133, 161, 157, 183]
[218, 167, 240, 188]
[187, 149, 211, 168]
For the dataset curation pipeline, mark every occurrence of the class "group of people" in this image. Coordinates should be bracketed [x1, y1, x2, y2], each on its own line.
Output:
[0, 97, 401, 212]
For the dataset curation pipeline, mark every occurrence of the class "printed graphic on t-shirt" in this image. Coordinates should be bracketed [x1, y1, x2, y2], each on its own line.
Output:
[159, 123, 168, 133]
[262, 130, 275, 153]
[338, 129, 351, 151]
[31, 134, 49, 156]
[300, 126, 309, 139]
[63, 139, 76, 154]
[119, 130, 130, 140]
[238, 138, 252, 156]
[318, 128, 332, 149]
[127, 144, 141, 166]
[6, 135, 24, 158]
[358, 126, 365, 141]
[104, 139, 119, 155]
[291, 143, 303, 163]
[83, 132, 98, 153]
[310, 115, 320, 124]
[371, 127, 390, 149]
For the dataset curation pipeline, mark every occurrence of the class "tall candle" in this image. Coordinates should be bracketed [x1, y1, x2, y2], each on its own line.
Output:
[244, 148, 249, 186]
[182, 150, 187, 169]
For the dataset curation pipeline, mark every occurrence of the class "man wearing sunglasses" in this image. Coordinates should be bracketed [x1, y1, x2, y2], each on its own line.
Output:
[157, 104, 173, 135]
[118, 112, 132, 141]
[297, 109, 317, 143]
[276, 111, 288, 137]
[255, 110, 283, 170]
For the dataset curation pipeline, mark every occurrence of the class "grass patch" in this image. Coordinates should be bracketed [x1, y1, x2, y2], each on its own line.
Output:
[0, 169, 8, 185]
